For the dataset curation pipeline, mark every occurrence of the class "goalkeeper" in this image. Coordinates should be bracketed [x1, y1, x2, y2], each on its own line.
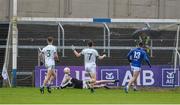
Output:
[58, 67, 119, 90]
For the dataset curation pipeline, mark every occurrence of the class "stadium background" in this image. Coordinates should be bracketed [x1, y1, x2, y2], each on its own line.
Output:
[0, 0, 179, 87]
[1, 0, 180, 20]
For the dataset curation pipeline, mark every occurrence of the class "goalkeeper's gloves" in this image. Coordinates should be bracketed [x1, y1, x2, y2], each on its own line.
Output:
[71, 45, 76, 51]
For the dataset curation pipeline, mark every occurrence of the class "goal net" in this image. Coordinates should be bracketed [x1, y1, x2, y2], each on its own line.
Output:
[2, 17, 180, 87]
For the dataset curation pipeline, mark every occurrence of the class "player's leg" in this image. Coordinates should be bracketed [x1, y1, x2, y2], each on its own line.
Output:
[133, 78, 138, 91]
[126, 71, 139, 91]
[46, 67, 56, 93]
[94, 80, 119, 89]
[88, 72, 96, 93]
[95, 80, 119, 84]
[89, 72, 96, 83]
[49, 75, 54, 85]
[125, 67, 140, 93]
[130, 69, 138, 91]
[46, 70, 54, 93]
[47, 75, 54, 86]
[48, 68, 56, 86]
[130, 70, 138, 91]
[86, 65, 96, 93]
[128, 71, 140, 87]
[40, 67, 52, 94]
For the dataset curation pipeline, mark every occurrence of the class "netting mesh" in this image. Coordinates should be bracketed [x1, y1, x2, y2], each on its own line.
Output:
[13, 23, 180, 86]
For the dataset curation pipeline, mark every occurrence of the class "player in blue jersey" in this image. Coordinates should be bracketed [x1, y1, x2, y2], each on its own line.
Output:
[125, 42, 151, 93]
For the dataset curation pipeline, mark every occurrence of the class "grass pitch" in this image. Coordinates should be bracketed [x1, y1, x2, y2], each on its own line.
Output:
[0, 87, 180, 104]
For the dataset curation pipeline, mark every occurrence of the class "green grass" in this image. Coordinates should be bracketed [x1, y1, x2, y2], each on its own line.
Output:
[0, 87, 180, 104]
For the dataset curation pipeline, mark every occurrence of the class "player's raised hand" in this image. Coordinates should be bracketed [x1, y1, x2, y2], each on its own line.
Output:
[71, 45, 76, 51]
[102, 52, 107, 58]
[38, 48, 42, 52]
[103, 54, 106, 58]
[38, 48, 43, 57]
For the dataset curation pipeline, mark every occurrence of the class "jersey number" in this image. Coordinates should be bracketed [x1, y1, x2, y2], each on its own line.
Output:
[88, 53, 92, 60]
[47, 50, 51, 57]
[134, 51, 141, 59]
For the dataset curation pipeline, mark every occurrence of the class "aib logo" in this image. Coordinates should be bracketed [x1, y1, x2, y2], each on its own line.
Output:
[166, 71, 175, 84]
[162, 68, 179, 87]
[101, 69, 119, 86]
[105, 72, 114, 79]
[167, 72, 174, 78]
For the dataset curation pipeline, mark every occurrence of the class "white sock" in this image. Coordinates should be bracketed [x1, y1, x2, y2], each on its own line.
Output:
[133, 86, 137, 89]
[126, 85, 129, 89]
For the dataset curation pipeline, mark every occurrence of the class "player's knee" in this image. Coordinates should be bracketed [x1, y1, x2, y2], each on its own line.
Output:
[46, 74, 51, 80]
[91, 78, 96, 83]
[44, 78, 49, 83]
[52, 72, 56, 77]
[131, 77, 136, 82]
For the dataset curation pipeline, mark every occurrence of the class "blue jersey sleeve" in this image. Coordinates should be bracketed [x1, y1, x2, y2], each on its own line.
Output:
[127, 49, 133, 62]
[143, 52, 151, 68]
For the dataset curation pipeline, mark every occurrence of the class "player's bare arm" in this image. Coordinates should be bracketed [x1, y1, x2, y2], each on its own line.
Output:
[72, 45, 81, 57]
[38, 48, 44, 57]
[98, 54, 106, 60]
[54, 52, 59, 61]
[73, 50, 81, 57]
[61, 76, 70, 84]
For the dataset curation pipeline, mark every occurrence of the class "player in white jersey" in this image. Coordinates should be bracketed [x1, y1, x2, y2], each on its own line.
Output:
[72, 40, 106, 92]
[59, 67, 119, 89]
[39, 36, 59, 94]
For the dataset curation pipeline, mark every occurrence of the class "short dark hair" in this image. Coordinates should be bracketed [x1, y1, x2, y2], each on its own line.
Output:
[87, 40, 93, 47]
[47, 36, 53, 43]
[138, 42, 144, 47]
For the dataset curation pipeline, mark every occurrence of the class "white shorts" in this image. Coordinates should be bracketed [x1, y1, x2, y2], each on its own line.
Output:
[85, 64, 96, 74]
[131, 66, 141, 71]
[46, 65, 55, 71]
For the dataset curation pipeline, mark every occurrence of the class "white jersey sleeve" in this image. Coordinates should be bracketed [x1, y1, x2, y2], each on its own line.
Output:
[80, 49, 85, 55]
[94, 49, 99, 57]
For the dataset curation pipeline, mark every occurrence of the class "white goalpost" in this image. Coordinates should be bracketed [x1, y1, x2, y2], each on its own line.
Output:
[2, 22, 12, 87]
[5, 0, 178, 87]
[12, 17, 179, 86]
[173, 24, 180, 87]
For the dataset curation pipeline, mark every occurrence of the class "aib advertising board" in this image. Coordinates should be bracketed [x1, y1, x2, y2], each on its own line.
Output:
[35, 65, 180, 87]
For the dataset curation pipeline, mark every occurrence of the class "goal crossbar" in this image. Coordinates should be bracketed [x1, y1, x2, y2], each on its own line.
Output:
[17, 17, 180, 24]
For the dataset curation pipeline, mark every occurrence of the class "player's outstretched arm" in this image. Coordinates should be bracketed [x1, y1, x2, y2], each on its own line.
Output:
[72, 45, 81, 57]
[38, 48, 43, 56]
[96, 80, 117, 84]
[146, 59, 151, 68]
[144, 53, 151, 68]
[98, 54, 106, 60]
[127, 50, 133, 63]
[73, 50, 81, 57]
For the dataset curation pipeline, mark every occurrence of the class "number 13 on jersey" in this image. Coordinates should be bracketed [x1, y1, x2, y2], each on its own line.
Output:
[134, 51, 141, 59]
